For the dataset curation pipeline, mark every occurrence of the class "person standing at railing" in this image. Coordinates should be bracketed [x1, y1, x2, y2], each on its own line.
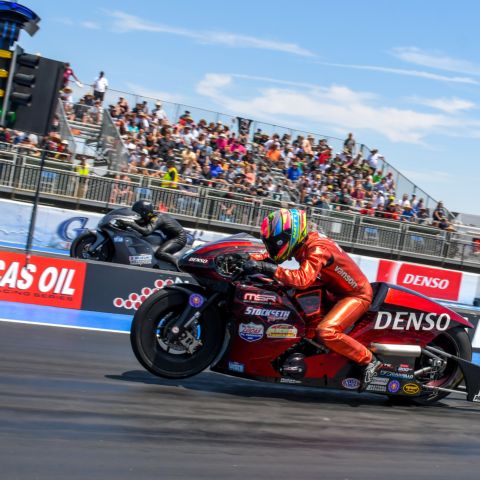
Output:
[92, 71, 108, 103]
[161, 160, 179, 189]
[75, 157, 90, 198]
[62, 62, 82, 89]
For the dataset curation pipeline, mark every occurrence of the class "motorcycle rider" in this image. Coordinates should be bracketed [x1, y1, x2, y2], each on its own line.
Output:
[120, 200, 187, 265]
[244, 208, 381, 388]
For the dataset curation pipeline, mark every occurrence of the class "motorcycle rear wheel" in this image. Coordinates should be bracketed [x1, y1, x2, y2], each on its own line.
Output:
[392, 327, 472, 405]
[130, 290, 224, 379]
[70, 232, 113, 261]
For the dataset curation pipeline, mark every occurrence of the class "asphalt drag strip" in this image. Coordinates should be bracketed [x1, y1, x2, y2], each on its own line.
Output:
[0, 321, 479, 480]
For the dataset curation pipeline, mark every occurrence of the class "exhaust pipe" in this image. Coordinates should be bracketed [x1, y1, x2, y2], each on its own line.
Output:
[370, 343, 422, 358]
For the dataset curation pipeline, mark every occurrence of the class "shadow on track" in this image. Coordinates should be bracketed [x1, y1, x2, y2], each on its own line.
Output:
[106, 369, 434, 409]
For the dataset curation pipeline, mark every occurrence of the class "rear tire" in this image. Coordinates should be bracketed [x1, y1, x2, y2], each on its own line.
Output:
[394, 327, 472, 405]
[130, 290, 224, 379]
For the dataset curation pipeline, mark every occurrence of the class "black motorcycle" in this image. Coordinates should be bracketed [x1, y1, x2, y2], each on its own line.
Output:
[70, 207, 192, 271]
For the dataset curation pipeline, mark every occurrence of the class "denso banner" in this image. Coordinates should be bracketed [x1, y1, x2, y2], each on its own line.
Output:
[0, 251, 86, 309]
[376, 259, 463, 302]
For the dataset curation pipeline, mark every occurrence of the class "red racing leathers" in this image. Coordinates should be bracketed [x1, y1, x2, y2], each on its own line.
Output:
[252, 231, 373, 365]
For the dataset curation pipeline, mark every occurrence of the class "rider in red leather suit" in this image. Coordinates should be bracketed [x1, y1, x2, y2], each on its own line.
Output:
[246, 209, 377, 373]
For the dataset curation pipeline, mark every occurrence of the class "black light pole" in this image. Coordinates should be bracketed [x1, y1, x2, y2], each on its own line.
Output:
[0, 2, 40, 261]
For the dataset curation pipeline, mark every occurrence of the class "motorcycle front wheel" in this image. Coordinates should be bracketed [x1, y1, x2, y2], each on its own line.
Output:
[70, 232, 113, 261]
[130, 290, 224, 379]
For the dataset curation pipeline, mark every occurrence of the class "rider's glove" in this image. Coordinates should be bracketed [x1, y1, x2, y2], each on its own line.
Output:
[243, 260, 277, 277]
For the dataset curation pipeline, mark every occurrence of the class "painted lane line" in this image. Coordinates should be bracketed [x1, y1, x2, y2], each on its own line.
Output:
[0, 317, 129, 334]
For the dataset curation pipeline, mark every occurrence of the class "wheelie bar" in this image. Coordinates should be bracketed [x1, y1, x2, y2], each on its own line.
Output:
[423, 346, 480, 403]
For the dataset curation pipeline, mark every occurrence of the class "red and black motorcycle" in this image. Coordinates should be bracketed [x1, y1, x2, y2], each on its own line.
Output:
[130, 234, 480, 405]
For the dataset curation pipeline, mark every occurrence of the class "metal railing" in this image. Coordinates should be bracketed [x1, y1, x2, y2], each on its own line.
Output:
[0, 151, 479, 270]
[68, 83, 442, 212]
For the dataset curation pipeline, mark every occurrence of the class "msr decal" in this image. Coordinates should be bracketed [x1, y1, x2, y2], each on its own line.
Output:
[374, 311, 450, 331]
[238, 322, 264, 342]
[243, 292, 278, 303]
[266, 324, 298, 339]
[245, 306, 290, 320]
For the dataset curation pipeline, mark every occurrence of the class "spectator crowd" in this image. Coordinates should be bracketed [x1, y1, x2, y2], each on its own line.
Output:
[0, 61, 454, 231]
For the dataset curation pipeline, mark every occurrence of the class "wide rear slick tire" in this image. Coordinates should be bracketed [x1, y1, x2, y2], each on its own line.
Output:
[392, 327, 472, 405]
[130, 290, 224, 379]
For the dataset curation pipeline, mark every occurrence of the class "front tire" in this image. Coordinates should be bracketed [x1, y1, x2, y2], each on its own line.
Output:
[130, 290, 224, 379]
[70, 232, 113, 261]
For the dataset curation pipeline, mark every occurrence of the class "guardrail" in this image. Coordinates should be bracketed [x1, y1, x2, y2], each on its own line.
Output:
[0, 152, 478, 270]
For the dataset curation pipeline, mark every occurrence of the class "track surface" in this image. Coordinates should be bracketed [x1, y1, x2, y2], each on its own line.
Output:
[1, 322, 479, 480]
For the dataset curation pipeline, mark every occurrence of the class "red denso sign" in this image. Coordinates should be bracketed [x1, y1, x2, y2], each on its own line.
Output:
[376, 260, 462, 301]
[0, 251, 86, 309]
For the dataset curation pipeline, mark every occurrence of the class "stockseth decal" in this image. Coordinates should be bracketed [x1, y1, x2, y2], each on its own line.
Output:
[243, 292, 278, 303]
[403, 383, 420, 395]
[342, 378, 361, 390]
[228, 361, 245, 373]
[238, 322, 264, 342]
[128, 254, 152, 266]
[266, 324, 298, 339]
[374, 311, 451, 331]
[245, 306, 290, 320]
[188, 257, 208, 264]
[387, 380, 401, 394]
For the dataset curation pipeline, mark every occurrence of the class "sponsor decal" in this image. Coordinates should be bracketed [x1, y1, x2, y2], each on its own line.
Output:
[369, 377, 389, 386]
[366, 383, 387, 393]
[188, 257, 208, 264]
[279, 377, 302, 384]
[228, 361, 245, 373]
[113, 236, 124, 243]
[245, 306, 290, 320]
[403, 383, 421, 395]
[238, 322, 264, 342]
[374, 311, 450, 332]
[128, 254, 152, 266]
[266, 324, 298, 339]
[334, 265, 358, 289]
[189, 293, 204, 309]
[379, 369, 414, 380]
[398, 364, 411, 373]
[388, 380, 401, 394]
[243, 292, 277, 303]
[113, 277, 185, 310]
[376, 260, 462, 301]
[342, 378, 361, 390]
[0, 252, 86, 309]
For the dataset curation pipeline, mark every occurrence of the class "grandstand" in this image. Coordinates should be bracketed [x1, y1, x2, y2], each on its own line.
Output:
[0, 85, 479, 272]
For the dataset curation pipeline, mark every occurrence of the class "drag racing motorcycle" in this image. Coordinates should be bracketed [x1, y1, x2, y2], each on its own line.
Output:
[70, 207, 192, 271]
[130, 234, 480, 405]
